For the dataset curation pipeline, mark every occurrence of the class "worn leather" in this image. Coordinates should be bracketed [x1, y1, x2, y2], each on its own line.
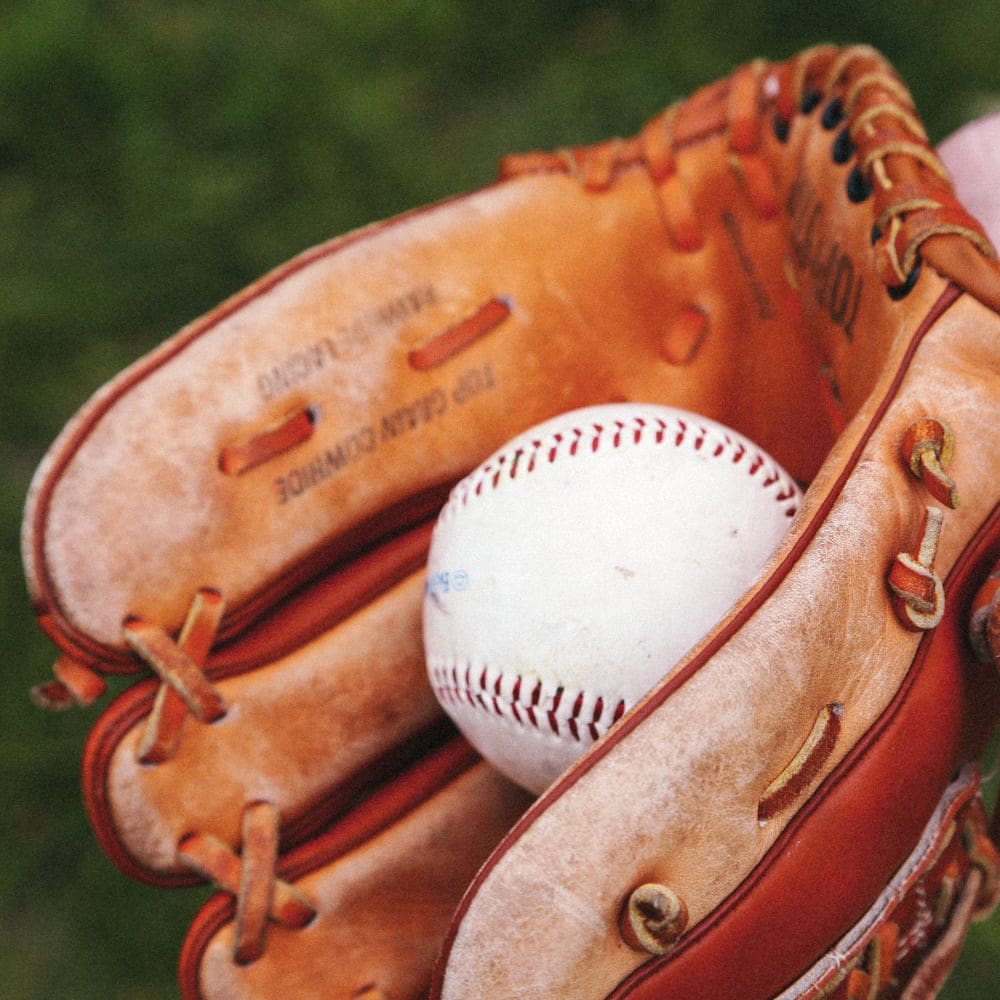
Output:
[22, 45, 1000, 999]
[85, 569, 444, 881]
[180, 742, 531, 1000]
[594, 498, 1000, 1000]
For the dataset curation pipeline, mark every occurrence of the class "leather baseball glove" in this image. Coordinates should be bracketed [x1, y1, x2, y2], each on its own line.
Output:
[22, 44, 1000, 999]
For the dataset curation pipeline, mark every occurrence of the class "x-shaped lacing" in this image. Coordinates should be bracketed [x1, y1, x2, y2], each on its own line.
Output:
[179, 800, 316, 965]
[122, 587, 228, 764]
[125, 593, 318, 961]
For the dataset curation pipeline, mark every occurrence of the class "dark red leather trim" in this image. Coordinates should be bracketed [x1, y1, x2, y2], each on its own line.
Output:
[609, 499, 1000, 999]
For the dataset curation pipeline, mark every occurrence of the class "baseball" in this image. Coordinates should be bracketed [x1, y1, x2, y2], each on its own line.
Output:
[422, 403, 802, 794]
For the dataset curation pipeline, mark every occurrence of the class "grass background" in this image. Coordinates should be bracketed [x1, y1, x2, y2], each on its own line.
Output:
[2, 2, 999, 997]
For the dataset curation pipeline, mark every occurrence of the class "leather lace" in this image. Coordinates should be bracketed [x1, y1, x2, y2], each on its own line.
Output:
[178, 800, 316, 965]
[814, 802, 1000, 999]
[499, 44, 996, 296]
[123, 588, 228, 764]
[122, 590, 319, 962]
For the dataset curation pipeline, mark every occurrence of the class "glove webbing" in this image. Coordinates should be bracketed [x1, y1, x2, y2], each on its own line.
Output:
[501, 44, 995, 302]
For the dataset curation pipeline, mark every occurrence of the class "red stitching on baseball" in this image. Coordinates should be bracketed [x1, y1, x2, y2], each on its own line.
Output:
[429, 663, 633, 746]
[444, 411, 800, 519]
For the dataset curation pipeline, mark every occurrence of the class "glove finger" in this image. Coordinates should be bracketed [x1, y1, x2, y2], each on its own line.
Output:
[178, 741, 531, 1000]
[82, 562, 453, 885]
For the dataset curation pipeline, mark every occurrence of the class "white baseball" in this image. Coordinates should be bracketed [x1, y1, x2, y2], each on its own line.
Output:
[422, 403, 802, 794]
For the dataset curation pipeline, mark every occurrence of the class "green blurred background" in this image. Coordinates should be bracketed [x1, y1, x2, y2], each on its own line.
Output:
[3, 2, 999, 997]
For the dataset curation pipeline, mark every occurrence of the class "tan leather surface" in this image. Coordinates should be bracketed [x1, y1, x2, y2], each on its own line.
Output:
[25, 102, 842, 668]
[98, 571, 442, 877]
[189, 761, 530, 1000]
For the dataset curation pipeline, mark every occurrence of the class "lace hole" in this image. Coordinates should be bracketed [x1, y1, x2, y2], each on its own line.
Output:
[888, 261, 921, 300]
[846, 166, 872, 203]
[821, 98, 844, 130]
[832, 128, 854, 165]
[773, 114, 790, 143]
[800, 89, 822, 114]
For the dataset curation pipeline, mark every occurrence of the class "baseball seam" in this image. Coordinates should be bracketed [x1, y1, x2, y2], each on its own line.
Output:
[429, 408, 801, 746]
[438, 411, 800, 520]
[429, 661, 627, 745]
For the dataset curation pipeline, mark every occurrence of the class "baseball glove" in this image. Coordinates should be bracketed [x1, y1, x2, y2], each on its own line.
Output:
[22, 44, 1000, 999]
